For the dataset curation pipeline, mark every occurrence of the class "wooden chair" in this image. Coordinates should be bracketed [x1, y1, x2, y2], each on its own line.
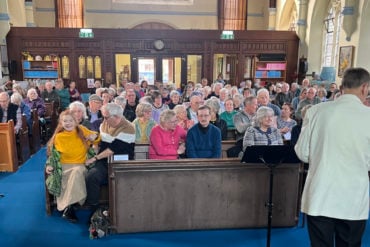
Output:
[0, 120, 18, 172]
[16, 114, 31, 165]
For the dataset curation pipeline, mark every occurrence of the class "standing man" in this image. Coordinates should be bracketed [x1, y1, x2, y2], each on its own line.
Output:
[186, 105, 221, 158]
[295, 68, 370, 247]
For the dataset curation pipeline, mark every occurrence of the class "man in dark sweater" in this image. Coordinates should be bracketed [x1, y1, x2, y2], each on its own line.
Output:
[186, 105, 221, 158]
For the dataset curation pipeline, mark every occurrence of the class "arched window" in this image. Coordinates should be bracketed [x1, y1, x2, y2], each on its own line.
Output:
[322, 3, 342, 67]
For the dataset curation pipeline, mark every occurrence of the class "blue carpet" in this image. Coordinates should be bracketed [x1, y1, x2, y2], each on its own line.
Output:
[0, 148, 369, 247]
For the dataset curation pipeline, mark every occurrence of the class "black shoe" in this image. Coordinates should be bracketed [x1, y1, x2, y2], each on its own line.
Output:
[62, 206, 78, 223]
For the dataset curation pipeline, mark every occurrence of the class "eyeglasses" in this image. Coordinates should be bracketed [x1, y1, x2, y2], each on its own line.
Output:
[103, 115, 113, 120]
[198, 114, 210, 118]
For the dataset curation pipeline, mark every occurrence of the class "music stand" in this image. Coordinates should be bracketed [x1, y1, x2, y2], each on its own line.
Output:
[241, 145, 300, 247]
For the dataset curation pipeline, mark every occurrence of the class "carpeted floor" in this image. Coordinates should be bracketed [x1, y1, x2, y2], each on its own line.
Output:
[0, 148, 369, 247]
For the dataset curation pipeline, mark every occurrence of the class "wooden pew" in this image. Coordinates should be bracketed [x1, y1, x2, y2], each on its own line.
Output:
[134, 140, 236, 160]
[30, 110, 41, 154]
[0, 120, 18, 172]
[108, 158, 302, 233]
[43, 102, 58, 141]
[44, 141, 237, 215]
[16, 114, 31, 165]
[226, 128, 236, 140]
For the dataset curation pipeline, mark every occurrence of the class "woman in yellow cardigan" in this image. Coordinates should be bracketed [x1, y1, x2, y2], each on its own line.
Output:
[46, 109, 100, 223]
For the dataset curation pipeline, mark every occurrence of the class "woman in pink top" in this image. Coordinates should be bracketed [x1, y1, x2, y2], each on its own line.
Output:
[149, 109, 186, 160]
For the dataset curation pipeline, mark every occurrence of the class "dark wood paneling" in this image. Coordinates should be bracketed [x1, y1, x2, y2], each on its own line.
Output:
[6, 27, 299, 93]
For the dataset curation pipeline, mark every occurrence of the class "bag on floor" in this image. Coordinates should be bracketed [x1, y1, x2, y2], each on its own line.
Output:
[89, 207, 111, 239]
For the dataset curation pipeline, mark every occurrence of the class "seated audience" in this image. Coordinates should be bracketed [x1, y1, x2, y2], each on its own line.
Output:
[0, 92, 22, 133]
[12, 83, 27, 98]
[243, 106, 283, 151]
[10, 92, 32, 131]
[42, 80, 60, 104]
[86, 94, 103, 132]
[186, 92, 202, 124]
[205, 97, 227, 140]
[85, 103, 135, 213]
[232, 93, 244, 111]
[133, 102, 156, 143]
[186, 105, 221, 158]
[123, 88, 139, 122]
[68, 81, 82, 102]
[277, 103, 297, 141]
[227, 96, 258, 157]
[173, 104, 194, 131]
[274, 82, 293, 108]
[24, 88, 46, 118]
[151, 90, 169, 124]
[291, 87, 307, 112]
[149, 109, 186, 160]
[257, 88, 281, 117]
[168, 90, 181, 109]
[55, 79, 70, 111]
[295, 87, 321, 120]
[45, 109, 100, 223]
[69, 101, 91, 129]
[220, 98, 237, 129]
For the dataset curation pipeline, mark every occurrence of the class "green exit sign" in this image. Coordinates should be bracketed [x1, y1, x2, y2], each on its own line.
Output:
[220, 30, 234, 40]
[79, 29, 94, 38]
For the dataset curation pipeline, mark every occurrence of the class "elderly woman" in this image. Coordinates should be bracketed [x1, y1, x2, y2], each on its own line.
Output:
[220, 98, 237, 129]
[168, 90, 181, 109]
[132, 102, 156, 143]
[243, 106, 283, 151]
[173, 104, 194, 131]
[204, 97, 227, 140]
[24, 87, 46, 118]
[151, 90, 169, 124]
[69, 101, 92, 129]
[68, 81, 81, 102]
[149, 109, 186, 160]
[11, 92, 32, 131]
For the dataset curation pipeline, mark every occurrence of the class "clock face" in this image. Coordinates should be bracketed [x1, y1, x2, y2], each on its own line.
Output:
[154, 40, 165, 50]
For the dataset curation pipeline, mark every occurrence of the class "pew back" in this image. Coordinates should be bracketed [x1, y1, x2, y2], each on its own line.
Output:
[0, 121, 18, 172]
[17, 114, 30, 165]
[108, 158, 302, 233]
[134, 140, 236, 160]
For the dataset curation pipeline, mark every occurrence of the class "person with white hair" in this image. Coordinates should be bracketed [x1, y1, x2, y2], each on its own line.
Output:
[256, 88, 281, 117]
[242, 106, 283, 151]
[0, 91, 22, 134]
[69, 101, 91, 129]
[24, 87, 46, 118]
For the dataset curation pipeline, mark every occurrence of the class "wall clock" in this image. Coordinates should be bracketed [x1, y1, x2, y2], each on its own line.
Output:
[153, 39, 165, 50]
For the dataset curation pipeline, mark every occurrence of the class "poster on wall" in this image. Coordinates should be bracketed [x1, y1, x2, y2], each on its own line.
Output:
[87, 78, 95, 88]
[338, 46, 354, 77]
